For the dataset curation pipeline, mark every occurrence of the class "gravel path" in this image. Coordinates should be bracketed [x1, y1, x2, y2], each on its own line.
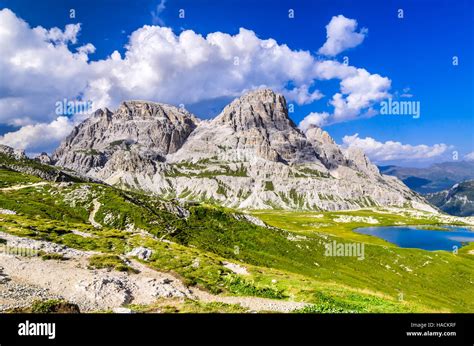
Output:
[0, 253, 192, 312]
[88, 198, 102, 229]
[0, 182, 48, 191]
[192, 290, 308, 313]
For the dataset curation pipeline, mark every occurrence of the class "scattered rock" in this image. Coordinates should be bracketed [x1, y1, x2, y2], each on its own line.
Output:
[112, 307, 133, 314]
[75, 277, 134, 307]
[126, 247, 153, 261]
[333, 215, 379, 224]
[223, 261, 249, 275]
[0, 209, 16, 215]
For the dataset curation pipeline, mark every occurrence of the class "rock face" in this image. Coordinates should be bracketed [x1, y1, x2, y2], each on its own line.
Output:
[343, 147, 381, 179]
[0, 144, 92, 183]
[53, 89, 435, 212]
[426, 180, 474, 216]
[305, 125, 348, 169]
[203, 89, 318, 163]
[34, 152, 52, 165]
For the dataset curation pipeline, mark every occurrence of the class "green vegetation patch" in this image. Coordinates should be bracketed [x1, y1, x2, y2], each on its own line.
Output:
[224, 274, 285, 299]
[127, 298, 248, 313]
[38, 251, 68, 261]
[264, 181, 274, 191]
[88, 254, 138, 273]
[30, 299, 80, 313]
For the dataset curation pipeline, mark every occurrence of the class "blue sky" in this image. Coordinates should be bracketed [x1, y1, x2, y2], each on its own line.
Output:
[0, 0, 472, 166]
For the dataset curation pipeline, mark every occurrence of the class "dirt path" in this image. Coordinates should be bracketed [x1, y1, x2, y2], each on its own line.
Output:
[88, 199, 102, 229]
[191, 289, 308, 312]
[0, 234, 192, 312]
[0, 182, 48, 191]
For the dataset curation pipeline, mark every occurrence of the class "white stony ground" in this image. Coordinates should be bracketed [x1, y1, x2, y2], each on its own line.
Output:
[0, 231, 308, 313]
[332, 215, 379, 224]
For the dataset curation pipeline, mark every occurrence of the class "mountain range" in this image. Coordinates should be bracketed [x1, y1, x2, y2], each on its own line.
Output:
[49, 89, 434, 212]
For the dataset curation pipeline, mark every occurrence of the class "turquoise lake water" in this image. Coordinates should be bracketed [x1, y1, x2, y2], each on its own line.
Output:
[354, 225, 474, 251]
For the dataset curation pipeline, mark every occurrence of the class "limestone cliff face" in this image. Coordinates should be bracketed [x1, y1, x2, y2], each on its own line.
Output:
[171, 89, 321, 165]
[52, 89, 435, 212]
[52, 102, 199, 175]
[305, 125, 348, 169]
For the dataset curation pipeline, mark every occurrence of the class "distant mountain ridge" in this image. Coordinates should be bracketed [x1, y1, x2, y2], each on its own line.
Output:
[379, 161, 474, 194]
[50, 89, 435, 212]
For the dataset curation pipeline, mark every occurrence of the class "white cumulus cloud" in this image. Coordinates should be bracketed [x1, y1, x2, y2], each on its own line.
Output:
[283, 85, 324, 105]
[0, 9, 94, 126]
[300, 64, 391, 128]
[0, 116, 75, 153]
[464, 152, 474, 161]
[298, 112, 331, 131]
[318, 15, 368, 57]
[83, 26, 322, 110]
[342, 134, 449, 162]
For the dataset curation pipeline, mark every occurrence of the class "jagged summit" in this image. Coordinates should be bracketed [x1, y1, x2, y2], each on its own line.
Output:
[213, 89, 296, 131]
[115, 100, 199, 123]
[52, 100, 199, 174]
[173, 88, 320, 164]
[305, 126, 348, 169]
[51, 89, 435, 212]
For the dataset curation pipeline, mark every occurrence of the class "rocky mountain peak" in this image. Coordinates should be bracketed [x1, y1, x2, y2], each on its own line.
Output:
[213, 88, 296, 132]
[114, 100, 199, 125]
[305, 125, 335, 145]
[305, 125, 348, 169]
[173, 88, 319, 164]
[34, 152, 52, 165]
[0, 144, 26, 160]
[343, 146, 381, 178]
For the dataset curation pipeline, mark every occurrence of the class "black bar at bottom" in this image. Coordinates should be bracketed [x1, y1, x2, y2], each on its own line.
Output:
[0, 313, 472, 345]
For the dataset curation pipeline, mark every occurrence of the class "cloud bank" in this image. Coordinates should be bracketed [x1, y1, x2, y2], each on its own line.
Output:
[0, 9, 395, 155]
[342, 134, 449, 162]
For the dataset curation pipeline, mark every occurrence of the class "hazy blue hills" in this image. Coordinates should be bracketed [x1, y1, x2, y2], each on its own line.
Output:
[379, 161, 474, 194]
